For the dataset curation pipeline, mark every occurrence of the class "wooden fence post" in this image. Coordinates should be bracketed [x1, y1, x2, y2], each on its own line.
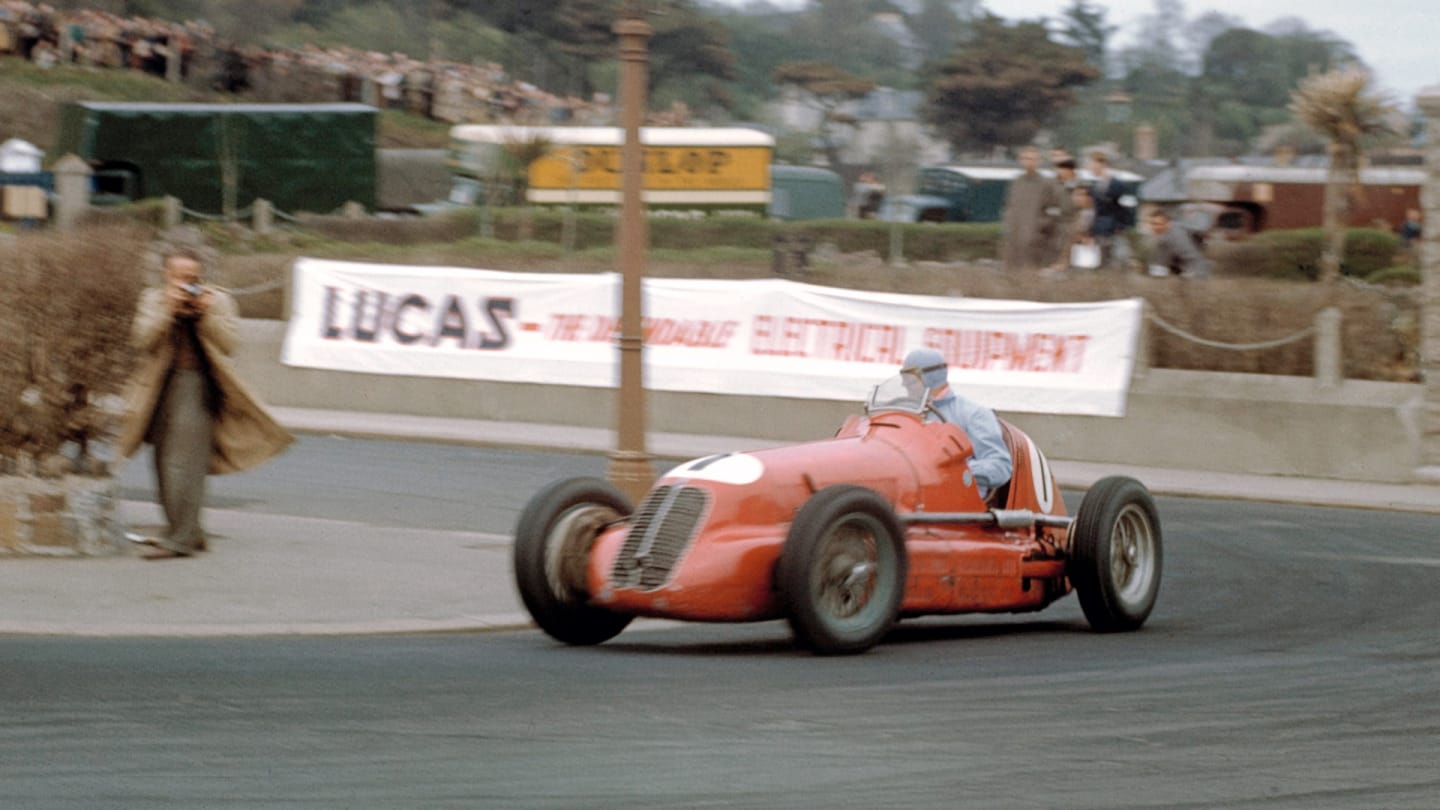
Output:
[163, 195, 182, 227]
[253, 199, 273, 234]
[1132, 300, 1151, 380]
[1313, 307, 1343, 388]
[51, 154, 92, 231]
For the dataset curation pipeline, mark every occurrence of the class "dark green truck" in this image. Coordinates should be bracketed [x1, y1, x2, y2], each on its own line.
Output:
[54, 102, 377, 216]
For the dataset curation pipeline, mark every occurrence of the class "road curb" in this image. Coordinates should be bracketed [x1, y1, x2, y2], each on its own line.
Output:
[0, 613, 536, 638]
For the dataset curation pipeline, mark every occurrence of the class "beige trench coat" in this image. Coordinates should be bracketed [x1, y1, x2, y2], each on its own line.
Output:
[118, 286, 293, 474]
[1001, 171, 1067, 272]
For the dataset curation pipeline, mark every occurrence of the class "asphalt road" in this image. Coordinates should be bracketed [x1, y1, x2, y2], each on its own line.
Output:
[2, 437, 1435, 808]
[119, 435, 626, 532]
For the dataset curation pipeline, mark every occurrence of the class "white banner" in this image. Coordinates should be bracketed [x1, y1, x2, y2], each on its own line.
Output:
[282, 257, 1143, 416]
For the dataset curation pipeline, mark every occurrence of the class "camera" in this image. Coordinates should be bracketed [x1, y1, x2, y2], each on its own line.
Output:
[181, 282, 203, 297]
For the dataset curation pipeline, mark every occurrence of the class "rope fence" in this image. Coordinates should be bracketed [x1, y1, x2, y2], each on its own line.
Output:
[225, 277, 288, 297]
[1136, 303, 1344, 386]
[176, 205, 231, 222]
[1146, 312, 1315, 352]
[1342, 274, 1420, 303]
[168, 196, 356, 228]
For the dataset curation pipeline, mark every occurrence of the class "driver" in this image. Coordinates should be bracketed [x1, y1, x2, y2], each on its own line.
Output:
[901, 348, 1013, 499]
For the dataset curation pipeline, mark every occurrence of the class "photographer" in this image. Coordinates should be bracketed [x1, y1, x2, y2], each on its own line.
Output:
[117, 243, 292, 559]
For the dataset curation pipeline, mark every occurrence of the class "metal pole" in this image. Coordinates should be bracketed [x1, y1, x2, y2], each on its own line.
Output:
[1415, 88, 1440, 481]
[605, 9, 656, 502]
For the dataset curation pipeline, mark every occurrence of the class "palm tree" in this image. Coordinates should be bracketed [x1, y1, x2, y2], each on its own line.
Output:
[1288, 68, 1397, 285]
[474, 132, 554, 241]
[500, 133, 555, 242]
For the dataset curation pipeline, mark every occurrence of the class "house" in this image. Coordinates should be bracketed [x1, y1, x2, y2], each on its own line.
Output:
[764, 86, 950, 196]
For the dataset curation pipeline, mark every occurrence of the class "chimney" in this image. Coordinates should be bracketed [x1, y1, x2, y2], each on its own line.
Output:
[1133, 124, 1157, 162]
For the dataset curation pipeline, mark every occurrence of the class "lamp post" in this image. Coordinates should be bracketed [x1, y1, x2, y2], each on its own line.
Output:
[606, 5, 656, 502]
[1416, 87, 1440, 482]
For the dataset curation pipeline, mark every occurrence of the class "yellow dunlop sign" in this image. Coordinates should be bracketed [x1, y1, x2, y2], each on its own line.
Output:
[529, 145, 771, 192]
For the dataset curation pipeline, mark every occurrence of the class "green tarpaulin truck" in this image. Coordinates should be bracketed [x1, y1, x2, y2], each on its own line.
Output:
[879, 164, 1142, 224]
[54, 102, 377, 216]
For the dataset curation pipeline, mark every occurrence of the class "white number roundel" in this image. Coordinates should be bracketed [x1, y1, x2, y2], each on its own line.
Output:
[1026, 438, 1054, 513]
[668, 452, 764, 485]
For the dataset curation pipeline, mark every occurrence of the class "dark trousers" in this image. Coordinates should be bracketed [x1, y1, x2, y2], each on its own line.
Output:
[150, 369, 214, 554]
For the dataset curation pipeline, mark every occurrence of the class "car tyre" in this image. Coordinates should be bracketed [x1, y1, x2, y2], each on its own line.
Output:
[778, 485, 907, 655]
[513, 477, 634, 646]
[1068, 476, 1162, 632]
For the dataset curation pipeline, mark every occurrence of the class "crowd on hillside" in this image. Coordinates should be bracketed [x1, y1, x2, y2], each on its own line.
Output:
[0, 1, 680, 127]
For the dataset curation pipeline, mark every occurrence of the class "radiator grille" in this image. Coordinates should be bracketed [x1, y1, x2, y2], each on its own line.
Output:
[610, 485, 709, 590]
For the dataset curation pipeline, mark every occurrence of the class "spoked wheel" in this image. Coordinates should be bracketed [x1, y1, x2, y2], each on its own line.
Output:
[512, 477, 634, 646]
[778, 485, 907, 655]
[1068, 476, 1163, 632]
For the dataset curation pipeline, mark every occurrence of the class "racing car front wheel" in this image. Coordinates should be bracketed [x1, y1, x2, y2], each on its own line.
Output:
[1068, 476, 1162, 632]
[513, 477, 634, 646]
[778, 485, 908, 655]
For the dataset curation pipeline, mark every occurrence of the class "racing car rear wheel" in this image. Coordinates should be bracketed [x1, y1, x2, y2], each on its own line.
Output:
[1068, 476, 1162, 632]
[513, 477, 634, 646]
[778, 485, 908, 655]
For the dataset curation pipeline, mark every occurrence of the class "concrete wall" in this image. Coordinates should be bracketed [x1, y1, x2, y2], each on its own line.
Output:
[236, 319, 1427, 484]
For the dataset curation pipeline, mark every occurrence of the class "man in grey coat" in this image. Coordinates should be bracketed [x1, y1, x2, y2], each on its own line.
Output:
[1146, 209, 1211, 279]
[1001, 146, 1067, 273]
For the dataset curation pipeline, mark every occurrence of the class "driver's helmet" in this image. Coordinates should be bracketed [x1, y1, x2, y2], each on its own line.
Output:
[866, 348, 949, 416]
[901, 348, 948, 389]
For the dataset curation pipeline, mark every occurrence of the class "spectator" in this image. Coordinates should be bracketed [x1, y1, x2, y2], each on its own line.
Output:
[1399, 204, 1422, 246]
[1042, 156, 1085, 277]
[1086, 151, 1138, 270]
[1001, 145, 1066, 273]
[1058, 184, 1101, 274]
[117, 242, 293, 559]
[1146, 209, 1210, 279]
[1052, 155, 1080, 191]
[852, 171, 885, 219]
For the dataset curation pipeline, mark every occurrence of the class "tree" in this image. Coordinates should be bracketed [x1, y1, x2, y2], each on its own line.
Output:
[710, 7, 797, 118]
[462, 0, 616, 98]
[1289, 68, 1397, 285]
[911, 0, 975, 65]
[647, 0, 738, 115]
[1184, 10, 1241, 66]
[1186, 20, 1366, 155]
[785, 0, 915, 87]
[1056, 0, 1115, 73]
[1203, 29, 1290, 107]
[772, 61, 875, 167]
[923, 14, 1098, 154]
[200, 0, 305, 44]
[1268, 20, 1357, 86]
[1126, 0, 1190, 72]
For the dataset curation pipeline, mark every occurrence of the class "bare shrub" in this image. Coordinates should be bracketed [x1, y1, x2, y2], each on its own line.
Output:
[0, 225, 151, 475]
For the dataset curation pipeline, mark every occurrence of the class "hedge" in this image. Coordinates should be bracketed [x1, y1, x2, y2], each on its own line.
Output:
[1213, 227, 1402, 280]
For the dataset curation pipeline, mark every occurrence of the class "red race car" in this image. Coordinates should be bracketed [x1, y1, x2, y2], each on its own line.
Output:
[514, 371, 1162, 655]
